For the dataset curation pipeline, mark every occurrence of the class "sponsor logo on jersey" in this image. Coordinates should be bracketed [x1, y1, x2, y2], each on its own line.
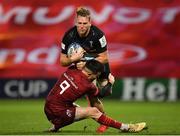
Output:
[99, 36, 107, 48]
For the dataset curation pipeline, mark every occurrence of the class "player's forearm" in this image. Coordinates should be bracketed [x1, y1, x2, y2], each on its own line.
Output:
[95, 56, 108, 64]
[95, 51, 109, 64]
[60, 53, 76, 66]
[98, 82, 112, 98]
[60, 57, 72, 66]
[98, 74, 115, 98]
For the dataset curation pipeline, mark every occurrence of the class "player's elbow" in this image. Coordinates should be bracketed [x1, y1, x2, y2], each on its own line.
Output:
[100, 54, 109, 64]
[60, 61, 68, 67]
[60, 56, 71, 66]
[103, 58, 108, 63]
[60, 59, 66, 66]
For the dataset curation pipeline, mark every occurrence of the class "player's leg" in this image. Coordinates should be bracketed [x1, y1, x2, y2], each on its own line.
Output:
[96, 63, 111, 133]
[44, 104, 59, 132]
[97, 114, 147, 132]
[75, 107, 147, 133]
[75, 106, 124, 130]
[85, 90, 109, 133]
[44, 105, 76, 132]
[75, 107, 101, 121]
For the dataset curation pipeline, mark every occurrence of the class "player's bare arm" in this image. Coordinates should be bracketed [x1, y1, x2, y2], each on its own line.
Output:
[60, 50, 84, 66]
[60, 53, 72, 66]
[76, 50, 109, 70]
[95, 51, 109, 64]
[97, 73, 115, 98]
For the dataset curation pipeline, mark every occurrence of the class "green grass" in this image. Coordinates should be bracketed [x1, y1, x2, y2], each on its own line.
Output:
[0, 99, 180, 135]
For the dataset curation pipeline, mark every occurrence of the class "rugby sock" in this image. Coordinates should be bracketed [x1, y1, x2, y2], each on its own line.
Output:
[97, 114, 122, 129]
[120, 123, 129, 131]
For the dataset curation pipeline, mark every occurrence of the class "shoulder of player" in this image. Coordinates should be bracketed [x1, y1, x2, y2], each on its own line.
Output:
[63, 26, 77, 39]
[91, 25, 104, 38]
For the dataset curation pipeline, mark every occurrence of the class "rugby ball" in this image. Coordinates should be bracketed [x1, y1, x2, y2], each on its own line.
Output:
[67, 43, 84, 57]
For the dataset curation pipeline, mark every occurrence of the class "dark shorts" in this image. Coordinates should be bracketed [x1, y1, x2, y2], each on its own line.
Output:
[44, 103, 76, 130]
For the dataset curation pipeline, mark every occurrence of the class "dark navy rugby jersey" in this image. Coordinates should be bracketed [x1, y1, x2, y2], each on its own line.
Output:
[61, 25, 107, 57]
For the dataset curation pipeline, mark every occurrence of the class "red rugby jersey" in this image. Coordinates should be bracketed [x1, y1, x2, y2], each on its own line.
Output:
[46, 66, 99, 107]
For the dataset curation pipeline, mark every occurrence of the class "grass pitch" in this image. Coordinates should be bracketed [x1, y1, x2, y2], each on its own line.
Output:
[0, 99, 180, 135]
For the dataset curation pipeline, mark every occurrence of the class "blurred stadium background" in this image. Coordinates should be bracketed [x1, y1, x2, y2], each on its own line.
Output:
[0, 0, 180, 135]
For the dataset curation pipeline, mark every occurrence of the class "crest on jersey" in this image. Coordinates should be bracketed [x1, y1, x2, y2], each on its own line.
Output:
[66, 109, 72, 117]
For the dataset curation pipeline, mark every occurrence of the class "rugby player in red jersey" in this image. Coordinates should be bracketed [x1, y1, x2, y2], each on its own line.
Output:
[44, 60, 146, 133]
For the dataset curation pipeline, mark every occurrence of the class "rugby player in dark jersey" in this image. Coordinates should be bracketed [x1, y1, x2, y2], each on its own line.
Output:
[60, 7, 111, 133]
[44, 60, 146, 133]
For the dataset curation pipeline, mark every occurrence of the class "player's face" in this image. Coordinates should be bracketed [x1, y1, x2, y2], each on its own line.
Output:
[88, 73, 97, 81]
[87, 72, 101, 81]
[84, 67, 100, 81]
[76, 16, 91, 37]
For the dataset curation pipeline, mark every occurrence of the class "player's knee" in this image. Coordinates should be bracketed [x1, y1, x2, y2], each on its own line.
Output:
[88, 107, 101, 118]
[91, 107, 100, 114]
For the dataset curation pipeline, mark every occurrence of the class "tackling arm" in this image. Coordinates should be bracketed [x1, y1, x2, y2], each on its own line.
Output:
[60, 50, 85, 66]
[98, 73, 115, 98]
[98, 82, 112, 98]
[60, 53, 72, 66]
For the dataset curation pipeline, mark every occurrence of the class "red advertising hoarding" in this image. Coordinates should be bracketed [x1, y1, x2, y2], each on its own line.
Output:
[0, 0, 180, 78]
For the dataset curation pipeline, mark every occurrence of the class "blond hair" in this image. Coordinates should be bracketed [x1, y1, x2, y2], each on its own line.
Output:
[76, 7, 90, 19]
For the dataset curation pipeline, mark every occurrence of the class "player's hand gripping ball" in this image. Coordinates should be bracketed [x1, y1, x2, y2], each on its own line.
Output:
[67, 43, 84, 58]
